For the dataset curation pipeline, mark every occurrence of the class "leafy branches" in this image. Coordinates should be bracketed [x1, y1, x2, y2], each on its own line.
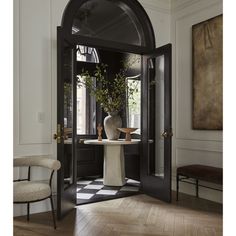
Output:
[77, 59, 139, 114]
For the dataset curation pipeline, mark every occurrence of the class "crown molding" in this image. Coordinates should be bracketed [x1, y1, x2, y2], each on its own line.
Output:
[171, 0, 223, 14]
[138, 0, 171, 14]
[171, 0, 210, 12]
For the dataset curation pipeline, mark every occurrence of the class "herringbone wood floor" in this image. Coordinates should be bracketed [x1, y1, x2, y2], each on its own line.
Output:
[14, 193, 222, 236]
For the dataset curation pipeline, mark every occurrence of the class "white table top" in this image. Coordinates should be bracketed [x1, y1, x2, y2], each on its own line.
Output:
[84, 139, 140, 146]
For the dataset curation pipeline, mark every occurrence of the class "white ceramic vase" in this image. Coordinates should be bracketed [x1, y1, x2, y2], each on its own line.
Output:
[104, 112, 122, 140]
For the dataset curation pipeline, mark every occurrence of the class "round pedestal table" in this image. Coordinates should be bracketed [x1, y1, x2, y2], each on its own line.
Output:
[84, 139, 140, 186]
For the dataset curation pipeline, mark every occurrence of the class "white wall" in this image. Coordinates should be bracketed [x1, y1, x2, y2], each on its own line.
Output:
[139, 0, 171, 47]
[14, 0, 222, 217]
[13, 0, 69, 217]
[171, 0, 223, 203]
[14, 0, 170, 216]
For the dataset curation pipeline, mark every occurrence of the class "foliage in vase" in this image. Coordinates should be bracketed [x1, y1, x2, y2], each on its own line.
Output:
[77, 58, 139, 114]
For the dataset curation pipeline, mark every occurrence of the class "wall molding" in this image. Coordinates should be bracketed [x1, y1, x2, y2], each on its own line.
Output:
[139, 0, 171, 14]
[171, 0, 199, 12]
[176, 146, 223, 154]
[172, 146, 222, 176]
[16, 0, 53, 145]
[172, 0, 222, 20]
[172, 1, 223, 142]
[13, 0, 20, 146]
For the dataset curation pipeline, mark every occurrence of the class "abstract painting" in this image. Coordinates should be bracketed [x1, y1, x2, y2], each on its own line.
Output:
[192, 15, 223, 130]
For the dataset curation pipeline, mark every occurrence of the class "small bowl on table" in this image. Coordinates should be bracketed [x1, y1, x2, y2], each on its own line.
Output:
[117, 128, 138, 141]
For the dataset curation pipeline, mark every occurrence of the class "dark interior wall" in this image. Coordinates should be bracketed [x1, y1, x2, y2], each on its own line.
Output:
[98, 49, 141, 181]
[75, 48, 141, 180]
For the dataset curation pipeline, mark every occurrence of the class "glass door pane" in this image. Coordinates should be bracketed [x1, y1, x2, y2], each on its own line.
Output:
[63, 48, 74, 190]
[140, 44, 172, 202]
[72, 0, 144, 46]
[148, 55, 165, 178]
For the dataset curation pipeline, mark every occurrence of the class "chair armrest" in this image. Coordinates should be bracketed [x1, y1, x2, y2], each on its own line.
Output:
[13, 179, 28, 182]
[14, 156, 61, 170]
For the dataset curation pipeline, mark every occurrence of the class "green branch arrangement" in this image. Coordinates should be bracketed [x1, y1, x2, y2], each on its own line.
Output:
[77, 59, 139, 114]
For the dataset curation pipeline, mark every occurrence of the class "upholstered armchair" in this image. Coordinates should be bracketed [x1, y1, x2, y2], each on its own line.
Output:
[13, 156, 61, 229]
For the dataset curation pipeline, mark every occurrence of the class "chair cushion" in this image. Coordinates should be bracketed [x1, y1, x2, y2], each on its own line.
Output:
[14, 181, 51, 202]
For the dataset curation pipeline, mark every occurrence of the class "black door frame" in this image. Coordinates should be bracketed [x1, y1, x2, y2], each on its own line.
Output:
[60, 0, 156, 52]
[141, 44, 172, 202]
[57, 28, 78, 219]
[57, 0, 174, 219]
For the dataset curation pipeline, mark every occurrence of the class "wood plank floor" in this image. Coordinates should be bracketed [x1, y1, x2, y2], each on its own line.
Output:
[14, 193, 222, 236]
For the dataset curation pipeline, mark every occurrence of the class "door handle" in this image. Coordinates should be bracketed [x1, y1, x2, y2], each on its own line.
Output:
[53, 133, 62, 143]
[161, 130, 173, 138]
[161, 131, 168, 138]
[53, 124, 62, 143]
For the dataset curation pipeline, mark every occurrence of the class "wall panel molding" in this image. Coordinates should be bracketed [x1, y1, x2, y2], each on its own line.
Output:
[175, 148, 222, 168]
[17, 0, 52, 145]
[13, 0, 20, 146]
[175, 139, 222, 153]
[171, 0, 223, 203]
[173, 2, 223, 141]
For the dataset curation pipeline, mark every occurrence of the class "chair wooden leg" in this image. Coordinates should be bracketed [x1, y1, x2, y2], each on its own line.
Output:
[50, 196, 56, 229]
[27, 203, 30, 221]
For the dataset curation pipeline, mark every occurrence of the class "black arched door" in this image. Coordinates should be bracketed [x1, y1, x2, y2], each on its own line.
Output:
[141, 44, 172, 202]
[56, 0, 172, 219]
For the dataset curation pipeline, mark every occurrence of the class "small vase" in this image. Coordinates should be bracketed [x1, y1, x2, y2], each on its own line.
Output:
[104, 112, 122, 140]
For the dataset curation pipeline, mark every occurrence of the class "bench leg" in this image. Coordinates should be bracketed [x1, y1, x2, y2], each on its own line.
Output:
[176, 174, 179, 201]
[196, 179, 199, 198]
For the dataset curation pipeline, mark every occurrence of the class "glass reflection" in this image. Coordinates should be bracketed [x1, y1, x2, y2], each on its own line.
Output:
[63, 48, 74, 189]
[148, 55, 165, 178]
[155, 55, 165, 178]
[126, 76, 141, 134]
[72, 0, 143, 46]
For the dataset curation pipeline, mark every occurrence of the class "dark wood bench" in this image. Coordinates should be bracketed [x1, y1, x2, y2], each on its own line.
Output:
[176, 165, 223, 200]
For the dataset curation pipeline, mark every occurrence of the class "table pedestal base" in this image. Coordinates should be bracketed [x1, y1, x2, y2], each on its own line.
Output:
[103, 145, 125, 186]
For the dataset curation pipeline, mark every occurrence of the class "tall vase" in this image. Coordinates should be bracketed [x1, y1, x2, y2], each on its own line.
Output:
[104, 112, 122, 140]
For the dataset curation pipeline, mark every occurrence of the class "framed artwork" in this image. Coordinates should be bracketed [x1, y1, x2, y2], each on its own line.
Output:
[192, 15, 223, 130]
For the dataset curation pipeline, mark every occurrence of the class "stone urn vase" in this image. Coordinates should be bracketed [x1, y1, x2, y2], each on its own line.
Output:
[104, 112, 122, 140]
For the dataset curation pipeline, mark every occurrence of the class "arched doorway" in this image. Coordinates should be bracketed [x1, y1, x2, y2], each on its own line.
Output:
[55, 0, 172, 219]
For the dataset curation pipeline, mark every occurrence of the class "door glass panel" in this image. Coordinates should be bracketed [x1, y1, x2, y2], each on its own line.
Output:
[76, 78, 86, 134]
[148, 55, 165, 178]
[76, 76, 96, 135]
[76, 45, 98, 135]
[76, 45, 99, 63]
[126, 76, 141, 134]
[63, 48, 74, 189]
[72, 0, 144, 46]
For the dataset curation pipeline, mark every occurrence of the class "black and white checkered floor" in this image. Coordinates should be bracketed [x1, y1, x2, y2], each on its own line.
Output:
[76, 177, 140, 205]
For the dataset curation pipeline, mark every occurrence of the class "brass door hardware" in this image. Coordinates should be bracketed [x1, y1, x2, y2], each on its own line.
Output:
[161, 130, 173, 138]
[161, 131, 168, 138]
[53, 124, 62, 143]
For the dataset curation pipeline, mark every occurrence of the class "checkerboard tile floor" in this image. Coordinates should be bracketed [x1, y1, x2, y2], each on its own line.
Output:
[76, 177, 140, 205]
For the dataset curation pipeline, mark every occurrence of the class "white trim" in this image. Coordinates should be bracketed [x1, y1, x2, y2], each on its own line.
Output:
[139, 0, 171, 14]
[171, 0, 199, 12]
